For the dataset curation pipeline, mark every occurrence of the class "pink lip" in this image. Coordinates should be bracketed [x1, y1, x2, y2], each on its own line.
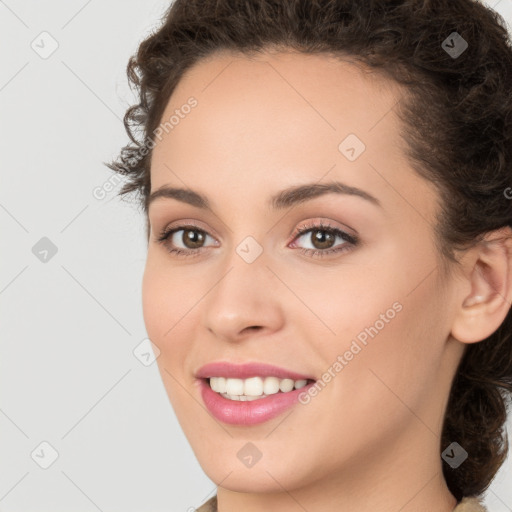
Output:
[195, 362, 316, 426]
[198, 378, 316, 426]
[195, 361, 315, 381]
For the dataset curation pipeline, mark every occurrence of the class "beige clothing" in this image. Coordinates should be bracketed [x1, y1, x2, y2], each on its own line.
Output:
[196, 494, 488, 511]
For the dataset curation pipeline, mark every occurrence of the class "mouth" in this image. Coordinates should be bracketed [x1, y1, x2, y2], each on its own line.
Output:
[195, 361, 317, 425]
[204, 376, 316, 401]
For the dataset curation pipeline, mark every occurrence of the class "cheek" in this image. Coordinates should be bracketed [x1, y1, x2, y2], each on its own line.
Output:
[330, 271, 448, 420]
[141, 258, 188, 376]
[300, 245, 446, 406]
[141, 255, 205, 378]
[141, 261, 167, 339]
[141, 254, 195, 337]
[142, 260, 195, 413]
[278, 258, 403, 362]
[293, 287, 446, 472]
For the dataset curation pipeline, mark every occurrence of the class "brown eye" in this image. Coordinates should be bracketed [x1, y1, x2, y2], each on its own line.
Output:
[180, 229, 206, 249]
[156, 225, 217, 257]
[290, 221, 359, 259]
[309, 229, 336, 250]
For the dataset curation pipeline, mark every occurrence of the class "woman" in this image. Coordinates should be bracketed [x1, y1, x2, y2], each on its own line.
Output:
[107, 0, 512, 510]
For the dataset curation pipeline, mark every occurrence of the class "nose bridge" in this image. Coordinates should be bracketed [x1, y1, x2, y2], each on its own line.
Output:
[202, 237, 284, 339]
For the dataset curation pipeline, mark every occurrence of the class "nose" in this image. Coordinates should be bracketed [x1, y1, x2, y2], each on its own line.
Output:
[202, 257, 285, 343]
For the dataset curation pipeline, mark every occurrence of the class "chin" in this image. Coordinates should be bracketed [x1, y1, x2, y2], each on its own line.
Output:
[196, 451, 314, 494]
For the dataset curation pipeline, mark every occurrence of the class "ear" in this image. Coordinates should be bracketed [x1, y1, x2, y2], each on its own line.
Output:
[451, 226, 512, 344]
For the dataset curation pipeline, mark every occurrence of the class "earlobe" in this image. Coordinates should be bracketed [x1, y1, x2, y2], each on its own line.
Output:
[450, 227, 512, 344]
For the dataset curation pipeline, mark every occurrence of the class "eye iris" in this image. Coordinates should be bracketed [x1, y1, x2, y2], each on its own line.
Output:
[183, 229, 204, 249]
[312, 229, 335, 249]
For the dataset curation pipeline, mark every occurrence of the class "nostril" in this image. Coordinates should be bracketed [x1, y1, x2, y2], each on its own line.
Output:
[243, 326, 262, 333]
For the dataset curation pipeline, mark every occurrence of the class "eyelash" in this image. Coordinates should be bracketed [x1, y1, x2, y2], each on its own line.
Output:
[156, 221, 359, 259]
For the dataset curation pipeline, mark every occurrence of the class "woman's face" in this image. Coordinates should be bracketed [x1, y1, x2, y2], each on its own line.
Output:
[143, 50, 464, 495]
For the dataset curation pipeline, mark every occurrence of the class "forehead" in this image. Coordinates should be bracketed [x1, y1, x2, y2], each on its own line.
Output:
[148, 50, 438, 227]
[155, 49, 402, 149]
[152, 51, 399, 170]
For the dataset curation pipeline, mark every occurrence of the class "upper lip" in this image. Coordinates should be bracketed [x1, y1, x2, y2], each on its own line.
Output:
[195, 361, 315, 381]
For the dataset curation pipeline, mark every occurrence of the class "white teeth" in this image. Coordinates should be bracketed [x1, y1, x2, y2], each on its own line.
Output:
[263, 376, 280, 395]
[244, 376, 263, 396]
[225, 378, 244, 395]
[209, 377, 226, 393]
[294, 379, 307, 389]
[209, 376, 311, 400]
[237, 394, 262, 401]
[210, 377, 219, 392]
[217, 377, 226, 392]
[279, 378, 295, 392]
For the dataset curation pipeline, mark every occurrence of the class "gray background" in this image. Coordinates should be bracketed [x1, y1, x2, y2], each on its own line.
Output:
[1, 0, 511, 510]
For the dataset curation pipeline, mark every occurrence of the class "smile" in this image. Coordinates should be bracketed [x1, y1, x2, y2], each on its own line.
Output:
[196, 361, 317, 425]
[208, 376, 310, 401]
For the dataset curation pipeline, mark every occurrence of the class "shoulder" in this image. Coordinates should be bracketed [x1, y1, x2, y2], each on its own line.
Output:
[196, 495, 217, 512]
[453, 496, 488, 512]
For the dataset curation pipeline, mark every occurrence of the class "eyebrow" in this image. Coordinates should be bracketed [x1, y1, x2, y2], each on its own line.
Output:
[147, 181, 382, 211]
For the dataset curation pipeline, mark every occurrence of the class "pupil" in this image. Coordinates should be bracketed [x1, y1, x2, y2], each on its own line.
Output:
[313, 230, 334, 249]
[184, 229, 204, 248]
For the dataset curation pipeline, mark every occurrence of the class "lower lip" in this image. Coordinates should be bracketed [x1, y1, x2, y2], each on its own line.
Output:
[198, 378, 315, 426]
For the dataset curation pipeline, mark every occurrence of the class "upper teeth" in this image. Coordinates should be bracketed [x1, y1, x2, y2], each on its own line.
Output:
[209, 376, 308, 399]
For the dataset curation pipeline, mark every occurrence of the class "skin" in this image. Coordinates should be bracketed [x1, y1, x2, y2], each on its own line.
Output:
[142, 49, 512, 512]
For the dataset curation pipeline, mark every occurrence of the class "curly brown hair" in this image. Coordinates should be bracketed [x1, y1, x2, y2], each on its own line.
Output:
[106, 0, 512, 501]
